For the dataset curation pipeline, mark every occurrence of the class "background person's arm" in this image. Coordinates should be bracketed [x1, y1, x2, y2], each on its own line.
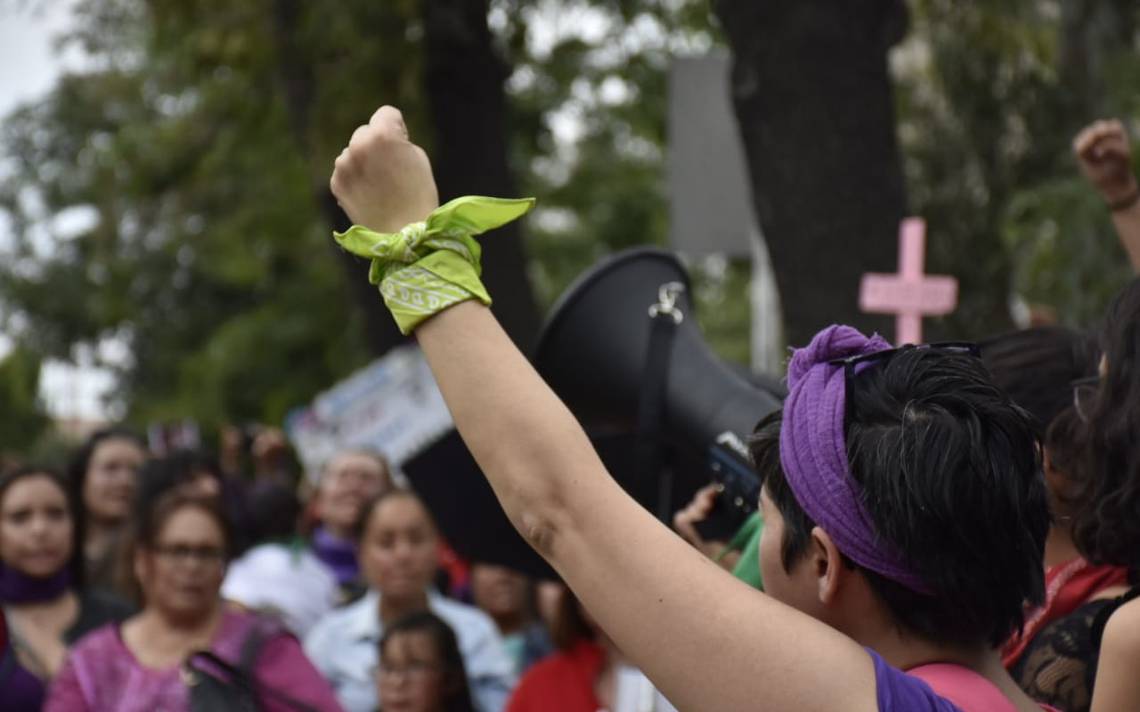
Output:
[332, 106, 880, 712]
[1073, 119, 1140, 272]
[1090, 599, 1140, 712]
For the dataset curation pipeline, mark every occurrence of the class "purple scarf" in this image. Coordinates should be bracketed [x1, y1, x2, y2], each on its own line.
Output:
[779, 324, 930, 593]
[311, 527, 360, 587]
[0, 562, 72, 604]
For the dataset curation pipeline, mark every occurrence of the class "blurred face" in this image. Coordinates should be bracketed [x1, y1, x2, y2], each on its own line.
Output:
[471, 563, 529, 623]
[377, 631, 449, 712]
[535, 580, 565, 632]
[360, 496, 438, 600]
[1042, 447, 1079, 520]
[318, 453, 391, 534]
[136, 506, 227, 620]
[83, 438, 145, 524]
[0, 475, 73, 578]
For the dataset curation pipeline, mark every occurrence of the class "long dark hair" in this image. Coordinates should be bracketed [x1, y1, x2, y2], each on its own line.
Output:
[67, 427, 145, 512]
[379, 611, 476, 712]
[0, 466, 85, 589]
[1073, 278, 1140, 573]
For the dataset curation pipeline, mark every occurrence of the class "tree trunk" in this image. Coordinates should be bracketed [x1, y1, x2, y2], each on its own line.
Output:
[271, 0, 405, 356]
[422, 0, 541, 352]
[714, 0, 910, 347]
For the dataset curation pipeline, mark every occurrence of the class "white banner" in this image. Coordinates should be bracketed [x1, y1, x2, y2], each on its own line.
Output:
[285, 345, 454, 484]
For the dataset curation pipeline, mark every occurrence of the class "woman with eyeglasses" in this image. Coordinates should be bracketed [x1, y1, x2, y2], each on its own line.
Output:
[45, 490, 342, 711]
[978, 328, 1130, 709]
[377, 611, 476, 712]
[0, 466, 131, 710]
[325, 106, 1062, 711]
[1013, 278, 1140, 712]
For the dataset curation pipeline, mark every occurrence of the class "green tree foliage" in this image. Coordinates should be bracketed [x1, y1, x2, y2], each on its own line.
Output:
[0, 347, 50, 456]
[491, 1, 753, 362]
[0, 0, 731, 433]
[0, 0, 422, 426]
[896, 0, 1140, 332]
[491, 0, 717, 306]
[2, 0, 1137, 441]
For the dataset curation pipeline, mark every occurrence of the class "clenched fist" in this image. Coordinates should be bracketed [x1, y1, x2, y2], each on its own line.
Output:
[330, 106, 440, 233]
[1073, 119, 1138, 206]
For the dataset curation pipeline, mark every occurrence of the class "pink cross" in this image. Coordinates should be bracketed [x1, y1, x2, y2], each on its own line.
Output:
[859, 217, 958, 345]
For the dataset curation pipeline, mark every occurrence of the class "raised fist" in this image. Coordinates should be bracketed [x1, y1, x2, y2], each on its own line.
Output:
[330, 106, 440, 233]
[1073, 119, 1138, 205]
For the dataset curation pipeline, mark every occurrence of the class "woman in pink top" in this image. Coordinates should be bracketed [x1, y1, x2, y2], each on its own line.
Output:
[46, 490, 342, 712]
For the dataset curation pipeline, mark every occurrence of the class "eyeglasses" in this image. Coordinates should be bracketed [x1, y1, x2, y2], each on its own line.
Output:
[828, 342, 981, 423]
[152, 544, 226, 565]
[377, 661, 441, 682]
[1071, 376, 1101, 423]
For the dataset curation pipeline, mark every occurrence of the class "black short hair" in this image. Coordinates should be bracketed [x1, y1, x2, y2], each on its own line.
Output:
[246, 482, 301, 543]
[352, 488, 433, 542]
[751, 348, 1048, 648]
[1074, 277, 1140, 572]
[133, 450, 224, 520]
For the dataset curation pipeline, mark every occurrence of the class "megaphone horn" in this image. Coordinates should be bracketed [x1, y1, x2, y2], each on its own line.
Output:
[534, 247, 784, 517]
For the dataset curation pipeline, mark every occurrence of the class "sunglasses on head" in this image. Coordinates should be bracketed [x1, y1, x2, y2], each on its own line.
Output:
[827, 342, 982, 423]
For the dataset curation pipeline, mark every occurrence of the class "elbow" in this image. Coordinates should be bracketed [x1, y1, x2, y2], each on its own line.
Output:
[517, 507, 561, 557]
[502, 472, 575, 559]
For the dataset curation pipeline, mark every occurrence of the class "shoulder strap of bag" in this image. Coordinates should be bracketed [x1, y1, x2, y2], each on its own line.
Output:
[230, 618, 321, 712]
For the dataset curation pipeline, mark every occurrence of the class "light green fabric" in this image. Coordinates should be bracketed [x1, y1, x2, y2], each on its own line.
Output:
[719, 511, 764, 590]
[334, 195, 536, 334]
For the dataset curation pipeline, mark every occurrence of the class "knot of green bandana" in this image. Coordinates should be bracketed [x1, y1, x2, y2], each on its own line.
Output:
[334, 195, 535, 334]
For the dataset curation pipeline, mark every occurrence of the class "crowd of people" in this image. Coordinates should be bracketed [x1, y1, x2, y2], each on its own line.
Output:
[0, 424, 676, 711]
[0, 108, 1138, 712]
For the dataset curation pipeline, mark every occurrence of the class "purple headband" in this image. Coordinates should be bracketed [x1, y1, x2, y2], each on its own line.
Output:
[778, 324, 931, 594]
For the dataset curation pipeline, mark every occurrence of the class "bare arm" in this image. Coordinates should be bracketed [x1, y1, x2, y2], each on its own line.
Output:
[416, 304, 877, 712]
[1109, 201, 1140, 273]
[1090, 598, 1140, 712]
[332, 106, 879, 712]
[1074, 119, 1140, 272]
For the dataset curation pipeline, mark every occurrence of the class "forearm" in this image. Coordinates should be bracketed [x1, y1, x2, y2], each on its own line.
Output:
[1110, 201, 1140, 273]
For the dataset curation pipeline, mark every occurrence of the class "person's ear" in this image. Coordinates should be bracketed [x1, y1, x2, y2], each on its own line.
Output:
[808, 526, 846, 605]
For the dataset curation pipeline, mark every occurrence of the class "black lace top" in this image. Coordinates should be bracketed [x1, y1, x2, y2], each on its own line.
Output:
[1012, 586, 1140, 712]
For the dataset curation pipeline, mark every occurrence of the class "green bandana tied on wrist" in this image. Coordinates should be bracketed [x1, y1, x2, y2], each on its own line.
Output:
[334, 195, 536, 334]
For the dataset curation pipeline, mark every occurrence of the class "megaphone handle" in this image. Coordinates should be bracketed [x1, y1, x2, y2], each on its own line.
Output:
[635, 305, 681, 522]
